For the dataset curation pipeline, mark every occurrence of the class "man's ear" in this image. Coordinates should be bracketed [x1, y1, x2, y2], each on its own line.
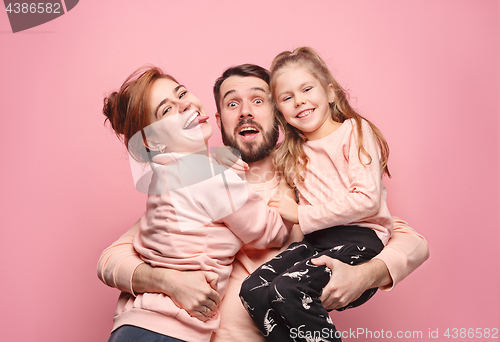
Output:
[215, 112, 222, 130]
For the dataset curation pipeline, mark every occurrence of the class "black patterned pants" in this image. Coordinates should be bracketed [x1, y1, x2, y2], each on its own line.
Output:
[239, 226, 384, 342]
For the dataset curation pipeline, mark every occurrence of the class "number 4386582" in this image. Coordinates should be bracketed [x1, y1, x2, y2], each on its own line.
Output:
[5, 3, 61, 14]
[444, 328, 498, 339]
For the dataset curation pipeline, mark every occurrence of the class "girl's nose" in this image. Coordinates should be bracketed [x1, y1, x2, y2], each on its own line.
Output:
[295, 97, 306, 107]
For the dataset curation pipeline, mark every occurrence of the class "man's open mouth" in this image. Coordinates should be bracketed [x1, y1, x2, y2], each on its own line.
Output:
[238, 125, 260, 140]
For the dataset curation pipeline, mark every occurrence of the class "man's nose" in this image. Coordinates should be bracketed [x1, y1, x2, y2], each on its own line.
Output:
[239, 101, 253, 119]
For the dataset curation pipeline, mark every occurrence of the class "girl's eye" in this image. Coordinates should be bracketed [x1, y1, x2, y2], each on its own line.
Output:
[254, 99, 263, 104]
[282, 96, 292, 102]
[304, 87, 312, 92]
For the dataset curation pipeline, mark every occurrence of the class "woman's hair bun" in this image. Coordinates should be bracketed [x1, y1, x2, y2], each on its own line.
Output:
[103, 91, 125, 136]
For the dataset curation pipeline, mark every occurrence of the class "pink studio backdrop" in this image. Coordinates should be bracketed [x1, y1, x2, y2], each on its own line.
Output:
[0, 1, 498, 341]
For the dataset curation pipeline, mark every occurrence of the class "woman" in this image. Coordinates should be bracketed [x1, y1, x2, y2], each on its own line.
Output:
[102, 66, 291, 342]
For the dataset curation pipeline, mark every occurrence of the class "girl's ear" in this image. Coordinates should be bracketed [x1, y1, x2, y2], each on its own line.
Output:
[327, 83, 336, 104]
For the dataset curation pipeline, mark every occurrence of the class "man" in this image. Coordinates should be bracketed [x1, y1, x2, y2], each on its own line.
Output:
[98, 64, 429, 342]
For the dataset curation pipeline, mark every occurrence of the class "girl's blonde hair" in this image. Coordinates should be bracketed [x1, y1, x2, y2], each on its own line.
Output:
[270, 47, 390, 188]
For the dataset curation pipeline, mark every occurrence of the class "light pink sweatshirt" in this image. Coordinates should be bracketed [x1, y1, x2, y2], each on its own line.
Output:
[297, 118, 393, 244]
[98, 179, 429, 342]
[117, 152, 289, 342]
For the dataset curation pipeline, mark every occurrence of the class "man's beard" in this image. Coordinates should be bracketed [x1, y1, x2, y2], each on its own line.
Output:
[220, 118, 279, 163]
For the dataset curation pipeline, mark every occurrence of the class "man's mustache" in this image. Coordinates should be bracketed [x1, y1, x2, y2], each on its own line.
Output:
[233, 119, 263, 135]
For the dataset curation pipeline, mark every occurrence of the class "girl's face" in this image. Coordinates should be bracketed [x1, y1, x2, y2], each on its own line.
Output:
[146, 77, 212, 153]
[274, 65, 336, 141]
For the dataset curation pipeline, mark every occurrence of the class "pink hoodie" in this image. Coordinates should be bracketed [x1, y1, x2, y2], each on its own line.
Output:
[117, 152, 289, 342]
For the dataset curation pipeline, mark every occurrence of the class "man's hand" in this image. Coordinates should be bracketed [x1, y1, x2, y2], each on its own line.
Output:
[133, 264, 221, 322]
[311, 256, 391, 310]
[268, 180, 299, 224]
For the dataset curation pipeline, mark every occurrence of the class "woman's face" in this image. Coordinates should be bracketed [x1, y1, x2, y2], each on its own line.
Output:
[146, 77, 212, 153]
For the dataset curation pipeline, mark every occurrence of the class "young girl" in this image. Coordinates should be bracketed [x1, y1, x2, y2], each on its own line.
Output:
[102, 66, 291, 342]
[239, 47, 393, 342]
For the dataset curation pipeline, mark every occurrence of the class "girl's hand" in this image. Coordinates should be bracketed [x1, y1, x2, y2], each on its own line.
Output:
[268, 180, 299, 224]
[214, 146, 249, 174]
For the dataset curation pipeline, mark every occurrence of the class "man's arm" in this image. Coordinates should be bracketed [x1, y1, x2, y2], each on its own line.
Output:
[97, 219, 221, 320]
[374, 216, 430, 290]
[97, 221, 143, 294]
[311, 216, 429, 310]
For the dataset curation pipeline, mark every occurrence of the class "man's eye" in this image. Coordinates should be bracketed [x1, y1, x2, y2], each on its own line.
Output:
[228, 102, 237, 108]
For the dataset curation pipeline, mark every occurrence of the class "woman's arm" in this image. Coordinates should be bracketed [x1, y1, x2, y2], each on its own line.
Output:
[97, 219, 221, 319]
[311, 217, 429, 310]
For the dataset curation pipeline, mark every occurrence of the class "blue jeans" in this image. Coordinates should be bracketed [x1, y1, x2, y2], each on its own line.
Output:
[108, 325, 186, 342]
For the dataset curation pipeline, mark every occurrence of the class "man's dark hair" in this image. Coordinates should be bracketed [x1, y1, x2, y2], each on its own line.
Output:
[213, 64, 270, 114]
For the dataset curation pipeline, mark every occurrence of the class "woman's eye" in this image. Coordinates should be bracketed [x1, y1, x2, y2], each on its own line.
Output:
[179, 91, 187, 98]
[162, 107, 171, 116]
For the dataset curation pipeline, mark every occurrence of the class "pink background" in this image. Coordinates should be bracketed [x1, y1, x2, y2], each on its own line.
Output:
[0, 1, 498, 341]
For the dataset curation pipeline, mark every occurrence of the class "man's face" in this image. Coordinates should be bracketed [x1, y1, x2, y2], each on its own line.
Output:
[216, 76, 278, 163]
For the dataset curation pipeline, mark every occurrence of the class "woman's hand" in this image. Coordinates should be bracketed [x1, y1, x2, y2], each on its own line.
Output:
[268, 180, 299, 224]
[132, 264, 221, 321]
[214, 146, 248, 174]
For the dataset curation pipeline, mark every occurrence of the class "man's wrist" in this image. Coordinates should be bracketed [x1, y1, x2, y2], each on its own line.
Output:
[132, 263, 173, 295]
[359, 258, 393, 289]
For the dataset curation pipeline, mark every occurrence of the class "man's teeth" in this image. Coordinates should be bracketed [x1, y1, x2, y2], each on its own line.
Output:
[297, 109, 313, 118]
[183, 112, 200, 129]
[240, 127, 258, 133]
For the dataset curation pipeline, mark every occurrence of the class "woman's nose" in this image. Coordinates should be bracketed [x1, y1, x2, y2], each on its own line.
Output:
[179, 101, 192, 113]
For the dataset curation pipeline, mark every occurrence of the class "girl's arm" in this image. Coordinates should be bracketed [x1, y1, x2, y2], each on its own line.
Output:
[97, 220, 221, 319]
